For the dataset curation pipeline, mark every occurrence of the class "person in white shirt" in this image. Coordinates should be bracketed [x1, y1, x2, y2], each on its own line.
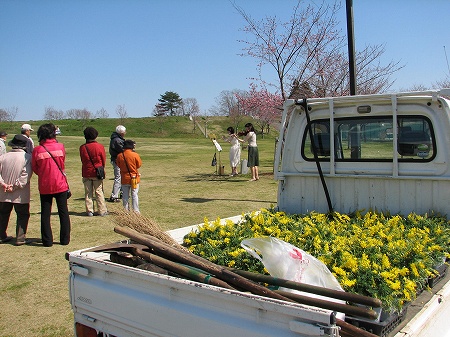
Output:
[20, 124, 34, 154]
[0, 131, 7, 156]
[238, 123, 260, 181]
[224, 127, 241, 176]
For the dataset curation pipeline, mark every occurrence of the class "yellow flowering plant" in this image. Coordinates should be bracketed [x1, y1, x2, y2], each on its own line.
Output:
[183, 209, 450, 312]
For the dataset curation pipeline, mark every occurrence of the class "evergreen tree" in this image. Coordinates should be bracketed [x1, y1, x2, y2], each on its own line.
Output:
[158, 91, 183, 116]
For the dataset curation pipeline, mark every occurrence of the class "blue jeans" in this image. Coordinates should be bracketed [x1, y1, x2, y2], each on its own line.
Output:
[121, 184, 139, 213]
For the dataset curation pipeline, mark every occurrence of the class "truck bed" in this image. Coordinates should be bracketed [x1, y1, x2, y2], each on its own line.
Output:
[68, 217, 450, 337]
[68, 248, 337, 337]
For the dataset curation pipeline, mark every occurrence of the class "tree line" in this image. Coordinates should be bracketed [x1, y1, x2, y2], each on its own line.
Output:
[0, 107, 18, 122]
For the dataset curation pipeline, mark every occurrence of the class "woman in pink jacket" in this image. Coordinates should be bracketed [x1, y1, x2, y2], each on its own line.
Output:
[32, 123, 71, 247]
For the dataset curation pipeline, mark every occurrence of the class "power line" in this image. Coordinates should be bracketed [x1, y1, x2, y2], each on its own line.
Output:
[444, 46, 450, 76]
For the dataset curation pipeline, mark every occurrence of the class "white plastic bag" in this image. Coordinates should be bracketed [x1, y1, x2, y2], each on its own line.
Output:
[241, 237, 343, 290]
[241, 237, 345, 318]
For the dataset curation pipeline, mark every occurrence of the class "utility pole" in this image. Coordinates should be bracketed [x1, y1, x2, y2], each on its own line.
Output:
[346, 0, 356, 95]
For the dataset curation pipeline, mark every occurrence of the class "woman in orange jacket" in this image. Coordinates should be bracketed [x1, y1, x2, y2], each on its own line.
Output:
[115, 140, 142, 213]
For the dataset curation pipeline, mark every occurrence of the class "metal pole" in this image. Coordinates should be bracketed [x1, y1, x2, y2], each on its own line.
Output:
[298, 99, 333, 213]
[346, 0, 356, 95]
[444, 46, 450, 76]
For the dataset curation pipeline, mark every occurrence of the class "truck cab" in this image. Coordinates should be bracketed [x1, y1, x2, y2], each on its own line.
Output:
[275, 89, 450, 215]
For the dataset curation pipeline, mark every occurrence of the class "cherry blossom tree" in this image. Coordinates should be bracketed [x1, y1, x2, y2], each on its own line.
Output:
[234, 0, 402, 99]
[236, 84, 283, 135]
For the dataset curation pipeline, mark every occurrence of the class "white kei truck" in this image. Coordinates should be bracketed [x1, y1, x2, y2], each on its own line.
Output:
[67, 89, 450, 337]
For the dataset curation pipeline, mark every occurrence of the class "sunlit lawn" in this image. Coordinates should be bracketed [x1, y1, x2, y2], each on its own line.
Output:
[0, 135, 278, 337]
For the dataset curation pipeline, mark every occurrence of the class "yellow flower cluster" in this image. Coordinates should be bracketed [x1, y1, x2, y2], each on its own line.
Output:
[183, 209, 450, 312]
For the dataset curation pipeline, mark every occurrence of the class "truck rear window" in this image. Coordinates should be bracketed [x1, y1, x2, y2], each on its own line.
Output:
[302, 116, 435, 161]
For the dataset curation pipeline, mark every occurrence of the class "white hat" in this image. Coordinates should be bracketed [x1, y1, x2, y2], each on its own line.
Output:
[21, 123, 33, 131]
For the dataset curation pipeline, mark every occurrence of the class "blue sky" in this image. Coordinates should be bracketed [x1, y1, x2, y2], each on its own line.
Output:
[1, 0, 450, 121]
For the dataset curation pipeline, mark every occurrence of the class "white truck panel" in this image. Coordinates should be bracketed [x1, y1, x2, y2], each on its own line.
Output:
[68, 247, 337, 337]
[394, 276, 450, 337]
[275, 90, 450, 215]
[277, 174, 450, 215]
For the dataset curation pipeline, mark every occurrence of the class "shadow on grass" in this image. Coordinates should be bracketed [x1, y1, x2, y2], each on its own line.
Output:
[181, 197, 275, 204]
[1, 237, 69, 247]
[184, 172, 274, 182]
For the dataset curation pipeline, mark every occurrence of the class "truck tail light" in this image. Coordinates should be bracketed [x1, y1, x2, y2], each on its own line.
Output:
[75, 323, 97, 337]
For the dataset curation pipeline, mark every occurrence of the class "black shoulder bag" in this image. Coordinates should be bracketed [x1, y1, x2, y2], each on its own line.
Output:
[42, 144, 72, 199]
[84, 144, 105, 180]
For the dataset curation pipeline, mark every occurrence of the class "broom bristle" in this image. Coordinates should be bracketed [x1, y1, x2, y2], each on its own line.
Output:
[111, 209, 189, 252]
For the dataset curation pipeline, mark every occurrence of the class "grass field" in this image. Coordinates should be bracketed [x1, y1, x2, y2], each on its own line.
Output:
[0, 133, 278, 337]
[0, 115, 258, 140]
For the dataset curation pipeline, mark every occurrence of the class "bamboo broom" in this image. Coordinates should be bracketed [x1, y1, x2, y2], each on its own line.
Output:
[110, 208, 190, 252]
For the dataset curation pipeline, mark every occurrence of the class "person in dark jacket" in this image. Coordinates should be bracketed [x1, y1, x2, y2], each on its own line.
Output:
[32, 123, 71, 247]
[80, 127, 107, 216]
[107, 125, 126, 202]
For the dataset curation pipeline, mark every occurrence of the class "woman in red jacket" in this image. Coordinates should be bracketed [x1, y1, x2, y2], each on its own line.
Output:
[79, 127, 108, 217]
[32, 123, 71, 247]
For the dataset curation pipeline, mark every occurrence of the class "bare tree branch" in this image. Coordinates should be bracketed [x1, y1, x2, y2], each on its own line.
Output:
[234, 0, 403, 98]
